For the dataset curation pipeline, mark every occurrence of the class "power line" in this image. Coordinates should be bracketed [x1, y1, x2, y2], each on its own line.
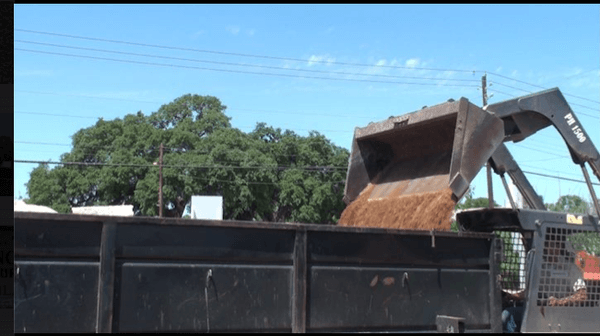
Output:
[226, 108, 373, 119]
[489, 81, 599, 119]
[15, 40, 480, 83]
[14, 159, 348, 173]
[15, 48, 481, 88]
[14, 137, 571, 172]
[488, 89, 517, 98]
[522, 170, 600, 187]
[512, 143, 571, 159]
[15, 110, 100, 119]
[487, 72, 600, 105]
[15, 28, 481, 73]
[14, 29, 599, 104]
[520, 163, 587, 179]
[14, 98, 373, 120]
[14, 141, 351, 166]
[16, 141, 73, 147]
[14, 90, 162, 104]
[519, 156, 569, 163]
[15, 160, 597, 187]
[565, 68, 599, 79]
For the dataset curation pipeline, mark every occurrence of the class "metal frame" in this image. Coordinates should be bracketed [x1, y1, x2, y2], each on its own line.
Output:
[15, 212, 499, 333]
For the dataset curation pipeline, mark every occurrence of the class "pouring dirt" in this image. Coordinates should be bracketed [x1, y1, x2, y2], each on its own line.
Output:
[338, 184, 455, 231]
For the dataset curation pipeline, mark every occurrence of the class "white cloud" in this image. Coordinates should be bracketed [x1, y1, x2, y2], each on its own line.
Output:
[246, 29, 255, 36]
[495, 67, 502, 73]
[565, 68, 583, 78]
[441, 70, 456, 78]
[405, 58, 420, 68]
[307, 54, 336, 66]
[191, 30, 205, 39]
[510, 70, 519, 77]
[375, 59, 386, 67]
[226, 26, 240, 35]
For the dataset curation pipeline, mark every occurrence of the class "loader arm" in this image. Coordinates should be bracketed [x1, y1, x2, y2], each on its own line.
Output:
[489, 143, 546, 210]
[486, 88, 600, 183]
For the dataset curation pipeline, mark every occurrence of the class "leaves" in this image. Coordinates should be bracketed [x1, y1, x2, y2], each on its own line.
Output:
[25, 93, 350, 223]
[546, 195, 592, 215]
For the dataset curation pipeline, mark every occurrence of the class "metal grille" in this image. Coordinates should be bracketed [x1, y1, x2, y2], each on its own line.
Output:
[536, 226, 600, 307]
[497, 231, 527, 291]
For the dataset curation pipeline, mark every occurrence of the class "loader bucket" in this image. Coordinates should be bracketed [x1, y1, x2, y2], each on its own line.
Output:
[343, 98, 505, 206]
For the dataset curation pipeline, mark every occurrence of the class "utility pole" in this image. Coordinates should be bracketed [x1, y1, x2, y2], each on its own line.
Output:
[158, 143, 163, 217]
[482, 73, 494, 209]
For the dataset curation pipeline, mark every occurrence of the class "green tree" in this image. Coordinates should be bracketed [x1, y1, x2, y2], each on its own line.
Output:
[25, 94, 349, 223]
[545, 195, 591, 215]
[451, 188, 499, 232]
[455, 187, 500, 210]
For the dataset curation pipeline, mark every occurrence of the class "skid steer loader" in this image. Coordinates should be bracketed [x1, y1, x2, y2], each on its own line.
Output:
[342, 88, 600, 332]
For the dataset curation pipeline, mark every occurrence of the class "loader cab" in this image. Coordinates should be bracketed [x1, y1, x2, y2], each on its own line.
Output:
[456, 207, 600, 333]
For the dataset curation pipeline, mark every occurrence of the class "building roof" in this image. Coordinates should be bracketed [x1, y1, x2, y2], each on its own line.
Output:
[14, 200, 58, 213]
[72, 205, 134, 216]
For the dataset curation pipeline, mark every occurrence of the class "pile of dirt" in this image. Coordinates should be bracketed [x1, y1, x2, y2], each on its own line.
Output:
[338, 184, 455, 231]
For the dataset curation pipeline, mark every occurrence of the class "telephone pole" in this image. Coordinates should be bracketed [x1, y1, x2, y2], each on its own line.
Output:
[158, 143, 163, 217]
[482, 73, 494, 209]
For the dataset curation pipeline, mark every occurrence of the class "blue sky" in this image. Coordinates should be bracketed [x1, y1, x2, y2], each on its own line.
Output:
[14, 4, 600, 210]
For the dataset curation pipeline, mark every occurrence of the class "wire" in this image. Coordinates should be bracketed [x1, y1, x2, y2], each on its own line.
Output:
[565, 68, 599, 79]
[14, 159, 349, 171]
[512, 143, 570, 159]
[488, 89, 517, 98]
[16, 160, 597, 187]
[14, 143, 350, 167]
[15, 48, 481, 88]
[14, 105, 372, 122]
[489, 81, 599, 119]
[522, 170, 600, 187]
[519, 156, 569, 163]
[520, 163, 587, 179]
[14, 90, 162, 104]
[16, 141, 73, 147]
[488, 72, 600, 105]
[15, 28, 481, 73]
[15, 40, 481, 83]
[15, 110, 100, 119]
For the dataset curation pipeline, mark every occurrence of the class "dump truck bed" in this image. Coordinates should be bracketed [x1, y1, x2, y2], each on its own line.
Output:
[14, 212, 501, 333]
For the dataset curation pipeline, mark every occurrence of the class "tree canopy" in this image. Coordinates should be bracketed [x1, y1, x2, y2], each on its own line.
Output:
[545, 195, 592, 215]
[25, 94, 349, 224]
[455, 187, 500, 210]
